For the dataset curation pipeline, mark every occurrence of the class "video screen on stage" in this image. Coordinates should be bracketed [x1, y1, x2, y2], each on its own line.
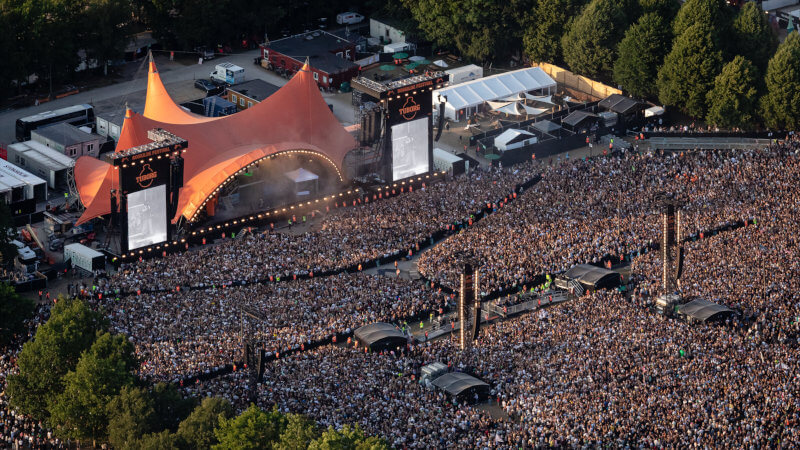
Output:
[391, 118, 429, 181]
[127, 184, 168, 251]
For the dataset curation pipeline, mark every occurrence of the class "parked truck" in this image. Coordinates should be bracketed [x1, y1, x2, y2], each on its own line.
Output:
[210, 63, 245, 85]
[63, 243, 105, 274]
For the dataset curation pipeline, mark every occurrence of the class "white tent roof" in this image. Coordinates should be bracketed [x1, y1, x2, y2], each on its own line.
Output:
[432, 60, 449, 68]
[446, 64, 482, 76]
[644, 106, 665, 117]
[434, 67, 556, 111]
[0, 160, 47, 187]
[285, 167, 319, 183]
[434, 148, 463, 163]
[495, 128, 534, 146]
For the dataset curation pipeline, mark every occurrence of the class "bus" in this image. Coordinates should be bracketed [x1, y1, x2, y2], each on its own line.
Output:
[15, 104, 95, 142]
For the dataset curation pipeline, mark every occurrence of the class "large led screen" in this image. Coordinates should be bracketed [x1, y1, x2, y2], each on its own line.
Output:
[127, 184, 168, 250]
[391, 118, 429, 181]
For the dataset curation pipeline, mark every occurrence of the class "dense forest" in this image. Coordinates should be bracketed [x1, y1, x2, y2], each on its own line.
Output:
[1, 0, 798, 128]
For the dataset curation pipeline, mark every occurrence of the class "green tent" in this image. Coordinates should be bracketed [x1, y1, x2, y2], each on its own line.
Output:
[392, 52, 409, 59]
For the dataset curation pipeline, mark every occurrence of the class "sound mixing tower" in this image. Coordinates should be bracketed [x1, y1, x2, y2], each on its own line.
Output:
[458, 260, 481, 349]
[655, 193, 685, 314]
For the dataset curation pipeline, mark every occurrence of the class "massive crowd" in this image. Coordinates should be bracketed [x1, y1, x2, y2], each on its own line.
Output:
[418, 146, 784, 292]
[4, 139, 800, 448]
[187, 285, 798, 448]
[632, 141, 800, 341]
[0, 305, 65, 449]
[100, 274, 449, 382]
[105, 164, 538, 293]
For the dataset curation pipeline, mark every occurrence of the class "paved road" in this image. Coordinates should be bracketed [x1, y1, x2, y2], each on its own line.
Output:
[0, 49, 358, 145]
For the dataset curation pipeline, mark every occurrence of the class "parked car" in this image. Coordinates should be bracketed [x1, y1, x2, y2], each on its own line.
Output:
[336, 12, 364, 25]
[194, 79, 222, 94]
[195, 46, 214, 60]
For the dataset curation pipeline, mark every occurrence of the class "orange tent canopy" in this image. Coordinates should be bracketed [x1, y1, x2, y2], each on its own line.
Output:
[75, 60, 355, 226]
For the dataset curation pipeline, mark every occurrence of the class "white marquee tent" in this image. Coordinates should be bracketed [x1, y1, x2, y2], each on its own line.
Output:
[433, 67, 556, 121]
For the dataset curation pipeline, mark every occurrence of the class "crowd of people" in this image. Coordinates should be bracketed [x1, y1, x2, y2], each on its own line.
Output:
[0, 305, 66, 449]
[632, 140, 800, 341]
[171, 142, 800, 448]
[100, 273, 450, 382]
[418, 146, 781, 292]
[186, 285, 798, 448]
[5, 138, 800, 448]
[105, 164, 538, 293]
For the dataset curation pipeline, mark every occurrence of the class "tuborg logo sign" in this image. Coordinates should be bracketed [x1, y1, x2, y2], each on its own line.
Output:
[399, 97, 421, 121]
[136, 164, 158, 189]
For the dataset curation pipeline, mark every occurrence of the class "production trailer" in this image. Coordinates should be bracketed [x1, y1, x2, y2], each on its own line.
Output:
[210, 63, 245, 85]
[63, 243, 105, 274]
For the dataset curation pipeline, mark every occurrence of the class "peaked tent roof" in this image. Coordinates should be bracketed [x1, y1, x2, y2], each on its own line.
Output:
[143, 59, 216, 124]
[74, 60, 356, 226]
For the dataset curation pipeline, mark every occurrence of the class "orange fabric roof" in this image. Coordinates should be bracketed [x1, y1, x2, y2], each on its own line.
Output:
[74, 156, 118, 226]
[143, 61, 216, 125]
[74, 60, 356, 226]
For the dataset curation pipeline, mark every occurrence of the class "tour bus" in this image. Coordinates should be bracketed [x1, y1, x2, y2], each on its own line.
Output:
[15, 104, 95, 142]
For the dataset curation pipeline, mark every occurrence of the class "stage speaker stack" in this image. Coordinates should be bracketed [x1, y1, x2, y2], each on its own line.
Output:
[435, 103, 446, 142]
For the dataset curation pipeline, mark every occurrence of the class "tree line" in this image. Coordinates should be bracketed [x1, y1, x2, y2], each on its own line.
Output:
[0, 0, 385, 99]
[5, 296, 388, 448]
[2, 0, 798, 129]
[405, 0, 799, 130]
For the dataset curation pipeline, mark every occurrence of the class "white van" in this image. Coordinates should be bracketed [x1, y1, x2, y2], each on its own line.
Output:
[337, 12, 364, 25]
[11, 240, 37, 264]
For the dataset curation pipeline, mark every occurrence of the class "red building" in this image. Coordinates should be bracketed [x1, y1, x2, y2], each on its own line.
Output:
[260, 30, 360, 89]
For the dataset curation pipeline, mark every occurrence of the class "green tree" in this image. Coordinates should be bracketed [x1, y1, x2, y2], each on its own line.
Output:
[760, 32, 800, 130]
[731, 1, 778, 71]
[706, 56, 759, 130]
[613, 13, 671, 98]
[0, 283, 35, 346]
[275, 414, 320, 450]
[523, 0, 589, 63]
[151, 382, 197, 432]
[7, 298, 107, 420]
[48, 332, 137, 443]
[308, 424, 389, 450]
[213, 404, 287, 450]
[79, 0, 134, 76]
[672, 0, 729, 39]
[404, 0, 531, 62]
[177, 397, 234, 450]
[135, 430, 187, 450]
[0, 201, 17, 268]
[639, 0, 680, 20]
[107, 386, 157, 449]
[561, 0, 630, 78]
[657, 23, 723, 118]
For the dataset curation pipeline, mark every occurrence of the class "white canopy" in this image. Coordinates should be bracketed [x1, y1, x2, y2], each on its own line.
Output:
[644, 106, 665, 117]
[524, 94, 555, 105]
[285, 167, 319, 183]
[519, 103, 548, 115]
[490, 101, 548, 116]
[487, 101, 512, 110]
[433, 59, 449, 68]
[433, 67, 556, 120]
